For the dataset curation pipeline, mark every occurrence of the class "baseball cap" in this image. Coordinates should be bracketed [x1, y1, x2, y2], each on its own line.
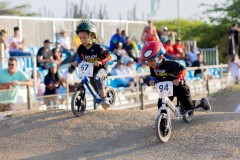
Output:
[44, 39, 52, 44]
[162, 26, 168, 31]
[176, 38, 181, 41]
[48, 62, 57, 69]
[56, 39, 61, 44]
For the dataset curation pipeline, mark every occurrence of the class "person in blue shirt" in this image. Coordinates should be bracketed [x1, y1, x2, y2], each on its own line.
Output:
[109, 28, 125, 51]
[43, 62, 65, 107]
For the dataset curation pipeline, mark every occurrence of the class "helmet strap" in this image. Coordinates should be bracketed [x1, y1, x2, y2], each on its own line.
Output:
[87, 32, 93, 45]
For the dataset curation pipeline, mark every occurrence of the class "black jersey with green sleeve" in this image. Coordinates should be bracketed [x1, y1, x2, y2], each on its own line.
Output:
[150, 59, 185, 82]
[77, 43, 112, 74]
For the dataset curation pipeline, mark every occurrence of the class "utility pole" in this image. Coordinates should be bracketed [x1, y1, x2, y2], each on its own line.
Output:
[177, 0, 181, 38]
[66, 0, 69, 18]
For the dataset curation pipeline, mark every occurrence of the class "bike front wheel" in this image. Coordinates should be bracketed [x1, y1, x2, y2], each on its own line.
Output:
[71, 91, 86, 117]
[155, 113, 172, 143]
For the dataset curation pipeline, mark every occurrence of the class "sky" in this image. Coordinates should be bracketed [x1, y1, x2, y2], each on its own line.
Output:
[6, 0, 224, 21]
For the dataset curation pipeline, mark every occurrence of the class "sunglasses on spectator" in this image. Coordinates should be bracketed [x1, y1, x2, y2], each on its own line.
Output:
[8, 63, 15, 66]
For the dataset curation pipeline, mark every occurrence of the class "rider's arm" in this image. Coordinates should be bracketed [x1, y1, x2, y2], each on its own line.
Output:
[74, 56, 82, 63]
[176, 69, 187, 80]
[100, 51, 112, 65]
[147, 68, 158, 86]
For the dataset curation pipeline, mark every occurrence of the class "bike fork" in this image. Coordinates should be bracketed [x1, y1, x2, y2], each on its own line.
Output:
[158, 103, 171, 129]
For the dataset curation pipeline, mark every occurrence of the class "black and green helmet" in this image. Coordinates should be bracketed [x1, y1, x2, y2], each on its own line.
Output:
[75, 19, 97, 36]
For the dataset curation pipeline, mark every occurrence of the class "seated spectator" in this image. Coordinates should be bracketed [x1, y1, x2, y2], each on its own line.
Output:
[173, 38, 185, 59]
[52, 40, 63, 65]
[158, 26, 177, 44]
[109, 28, 125, 51]
[228, 54, 240, 83]
[123, 37, 139, 62]
[125, 58, 137, 86]
[0, 29, 8, 51]
[71, 34, 81, 53]
[121, 30, 127, 43]
[111, 61, 134, 87]
[137, 62, 150, 84]
[141, 20, 160, 44]
[61, 65, 81, 92]
[113, 42, 126, 61]
[7, 26, 30, 57]
[192, 53, 206, 78]
[192, 53, 213, 80]
[43, 62, 65, 107]
[58, 29, 72, 57]
[163, 39, 175, 59]
[0, 30, 8, 68]
[0, 57, 32, 112]
[37, 39, 54, 70]
[186, 45, 198, 63]
[184, 54, 192, 67]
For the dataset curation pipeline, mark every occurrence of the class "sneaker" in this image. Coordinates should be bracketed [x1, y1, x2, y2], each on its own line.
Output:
[179, 107, 186, 115]
[102, 98, 110, 110]
[201, 98, 211, 111]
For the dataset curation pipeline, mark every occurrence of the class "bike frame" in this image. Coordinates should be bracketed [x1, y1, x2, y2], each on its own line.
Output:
[158, 96, 181, 128]
[79, 76, 103, 104]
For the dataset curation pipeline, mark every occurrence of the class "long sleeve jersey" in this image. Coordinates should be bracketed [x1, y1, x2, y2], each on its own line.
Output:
[150, 58, 186, 82]
[75, 43, 112, 74]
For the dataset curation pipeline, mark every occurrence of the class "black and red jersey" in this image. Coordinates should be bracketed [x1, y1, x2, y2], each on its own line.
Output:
[77, 43, 112, 73]
[150, 58, 185, 82]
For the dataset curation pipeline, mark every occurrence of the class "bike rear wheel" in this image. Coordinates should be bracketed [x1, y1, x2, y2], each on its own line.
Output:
[155, 113, 172, 143]
[71, 91, 86, 117]
[105, 86, 116, 107]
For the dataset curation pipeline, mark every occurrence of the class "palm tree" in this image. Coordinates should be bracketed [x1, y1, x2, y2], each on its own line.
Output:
[0, 2, 38, 16]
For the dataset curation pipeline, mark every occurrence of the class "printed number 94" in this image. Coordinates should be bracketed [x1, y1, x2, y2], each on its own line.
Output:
[159, 84, 169, 92]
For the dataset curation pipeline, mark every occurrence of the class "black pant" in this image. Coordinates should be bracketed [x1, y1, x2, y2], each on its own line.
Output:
[157, 82, 194, 110]
[89, 68, 108, 93]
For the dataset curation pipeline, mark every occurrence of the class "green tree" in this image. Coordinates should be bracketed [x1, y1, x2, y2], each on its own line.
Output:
[201, 0, 240, 24]
[0, 2, 38, 16]
[155, 19, 230, 63]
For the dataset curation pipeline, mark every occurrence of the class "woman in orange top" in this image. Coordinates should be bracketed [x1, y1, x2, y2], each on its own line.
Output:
[141, 20, 160, 44]
[164, 39, 174, 59]
[173, 38, 185, 59]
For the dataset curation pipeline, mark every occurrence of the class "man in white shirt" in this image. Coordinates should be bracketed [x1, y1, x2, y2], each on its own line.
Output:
[7, 27, 30, 56]
[58, 29, 72, 57]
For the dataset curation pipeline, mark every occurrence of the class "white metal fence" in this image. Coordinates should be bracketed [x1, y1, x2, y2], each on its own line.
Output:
[0, 16, 147, 47]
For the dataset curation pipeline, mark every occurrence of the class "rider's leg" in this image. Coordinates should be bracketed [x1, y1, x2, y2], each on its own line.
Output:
[174, 83, 194, 111]
[194, 98, 211, 111]
[93, 69, 110, 109]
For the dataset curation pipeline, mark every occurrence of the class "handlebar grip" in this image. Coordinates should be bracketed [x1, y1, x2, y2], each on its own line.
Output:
[150, 77, 158, 84]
